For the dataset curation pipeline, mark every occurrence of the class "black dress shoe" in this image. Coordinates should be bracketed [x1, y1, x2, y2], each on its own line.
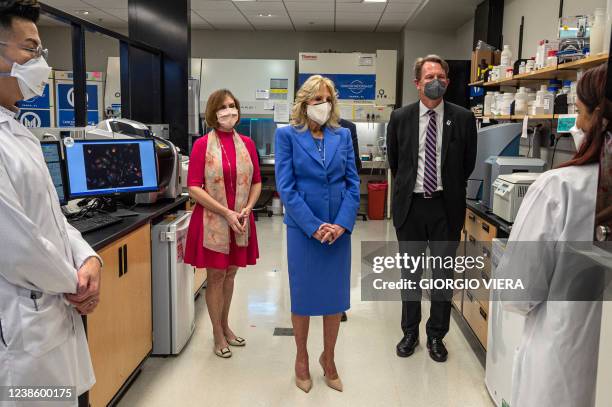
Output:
[396, 332, 419, 357]
[426, 337, 448, 362]
[341, 311, 347, 322]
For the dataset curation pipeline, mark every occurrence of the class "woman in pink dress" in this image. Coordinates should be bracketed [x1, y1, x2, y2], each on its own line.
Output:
[184, 89, 261, 358]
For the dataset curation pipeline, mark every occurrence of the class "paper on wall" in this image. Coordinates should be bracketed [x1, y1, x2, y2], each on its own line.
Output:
[274, 102, 290, 123]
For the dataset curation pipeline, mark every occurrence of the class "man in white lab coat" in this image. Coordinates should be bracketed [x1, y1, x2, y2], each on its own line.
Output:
[497, 64, 610, 407]
[0, 1, 102, 405]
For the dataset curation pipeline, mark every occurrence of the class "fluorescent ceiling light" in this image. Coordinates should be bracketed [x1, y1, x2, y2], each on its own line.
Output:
[363, 0, 387, 3]
[257, 13, 273, 17]
[76, 10, 90, 15]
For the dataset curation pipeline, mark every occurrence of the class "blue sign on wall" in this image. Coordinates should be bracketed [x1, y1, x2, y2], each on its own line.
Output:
[17, 84, 51, 110]
[57, 110, 99, 127]
[17, 109, 51, 128]
[298, 73, 376, 100]
[56, 83, 100, 126]
[57, 84, 99, 110]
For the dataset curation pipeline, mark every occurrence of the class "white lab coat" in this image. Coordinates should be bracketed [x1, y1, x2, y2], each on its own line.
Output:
[497, 163, 601, 407]
[0, 106, 97, 406]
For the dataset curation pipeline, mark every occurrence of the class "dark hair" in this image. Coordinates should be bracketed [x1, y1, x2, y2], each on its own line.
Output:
[414, 54, 449, 81]
[204, 89, 241, 130]
[0, 1, 40, 32]
[558, 64, 611, 168]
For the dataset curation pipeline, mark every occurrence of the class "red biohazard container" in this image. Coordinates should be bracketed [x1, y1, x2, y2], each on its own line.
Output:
[367, 181, 388, 220]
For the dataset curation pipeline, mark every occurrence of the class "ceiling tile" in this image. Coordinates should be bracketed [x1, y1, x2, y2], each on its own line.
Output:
[83, 0, 127, 8]
[42, 0, 91, 8]
[191, 1, 237, 12]
[336, 3, 386, 13]
[102, 8, 128, 21]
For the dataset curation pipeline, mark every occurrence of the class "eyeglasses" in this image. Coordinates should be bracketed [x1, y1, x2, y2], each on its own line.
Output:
[0, 41, 48, 60]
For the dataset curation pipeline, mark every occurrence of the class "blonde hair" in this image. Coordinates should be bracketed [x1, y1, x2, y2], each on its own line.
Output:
[291, 75, 340, 131]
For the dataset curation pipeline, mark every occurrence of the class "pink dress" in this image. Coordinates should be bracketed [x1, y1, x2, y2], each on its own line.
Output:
[184, 130, 261, 269]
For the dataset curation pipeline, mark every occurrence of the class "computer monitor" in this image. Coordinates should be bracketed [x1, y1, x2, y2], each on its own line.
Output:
[40, 141, 68, 205]
[64, 139, 159, 198]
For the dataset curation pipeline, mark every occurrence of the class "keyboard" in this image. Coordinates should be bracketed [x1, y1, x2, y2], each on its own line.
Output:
[68, 214, 123, 235]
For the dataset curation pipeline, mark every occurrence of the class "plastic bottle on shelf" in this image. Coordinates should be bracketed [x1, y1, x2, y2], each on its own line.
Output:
[501, 93, 515, 116]
[501, 45, 513, 67]
[546, 50, 557, 67]
[561, 80, 572, 94]
[515, 87, 530, 115]
[590, 8, 606, 55]
[518, 61, 526, 74]
[548, 79, 562, 94]
[535, 85, 548, 115]
[526, 58, 535, 72]
[484, 92, 494, 116]
[536, 41, 546, 69]
[495, 92, 505, 116]
[543, 87, 556, 114]
[568, 81, 578, 114]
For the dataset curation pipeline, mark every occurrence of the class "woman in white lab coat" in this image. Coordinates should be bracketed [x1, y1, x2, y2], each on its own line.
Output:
[497, 64, 611, 407]
[0, 2, 102, 405]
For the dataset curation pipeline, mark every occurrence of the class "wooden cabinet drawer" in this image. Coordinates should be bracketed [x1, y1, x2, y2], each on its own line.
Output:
[464, 289, 488, 349]
[465, 209, 498, 243]
[87, 224, 152, 407]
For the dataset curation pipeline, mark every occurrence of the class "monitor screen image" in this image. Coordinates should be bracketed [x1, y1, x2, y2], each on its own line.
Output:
[40, 141, 67, 205]
[65, 139, 158, 198]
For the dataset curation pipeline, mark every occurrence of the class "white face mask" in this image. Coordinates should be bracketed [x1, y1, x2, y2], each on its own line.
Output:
[569, 125, 586, 150]
[216, 107, 239, 130]
[307, 102, 331, 126]
[1, 56, 52, 101]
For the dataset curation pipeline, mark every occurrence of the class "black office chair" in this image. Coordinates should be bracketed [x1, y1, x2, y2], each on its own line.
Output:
[252, 149, 273, 221]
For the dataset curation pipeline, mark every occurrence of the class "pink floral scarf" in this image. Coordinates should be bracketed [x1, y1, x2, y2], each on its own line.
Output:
[203, 130, 253, 254]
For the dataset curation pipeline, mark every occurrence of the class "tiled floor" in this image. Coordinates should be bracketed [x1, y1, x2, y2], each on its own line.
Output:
[118, 217, 494, 407]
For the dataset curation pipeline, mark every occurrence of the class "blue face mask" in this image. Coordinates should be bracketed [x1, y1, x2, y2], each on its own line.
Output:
[423, 79, 447, 100]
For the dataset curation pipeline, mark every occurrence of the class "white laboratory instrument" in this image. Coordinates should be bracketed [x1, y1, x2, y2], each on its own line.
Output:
[492, 172, 542, 222]
[151, 212, 196, 355]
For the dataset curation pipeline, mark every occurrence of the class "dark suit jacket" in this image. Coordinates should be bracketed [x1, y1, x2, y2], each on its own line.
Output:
[386, 101, 477, 237]
[339, 118, 362, 172]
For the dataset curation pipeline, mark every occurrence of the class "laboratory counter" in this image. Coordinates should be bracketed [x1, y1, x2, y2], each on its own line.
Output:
[82, 195, 190, 407]
[465, 199, 512, 236]
[83, 195, 190, 251]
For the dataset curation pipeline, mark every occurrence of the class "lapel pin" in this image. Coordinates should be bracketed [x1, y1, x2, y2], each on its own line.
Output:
[446, 120, 452, 126]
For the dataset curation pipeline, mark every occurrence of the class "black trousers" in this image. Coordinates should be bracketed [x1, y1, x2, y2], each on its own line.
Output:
[395, 195, 458, 339]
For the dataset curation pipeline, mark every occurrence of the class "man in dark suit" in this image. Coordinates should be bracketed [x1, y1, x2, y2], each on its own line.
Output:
[386, 55, 477, 362]
[338, 118, 361, 322]
[339, 118, 362, 172]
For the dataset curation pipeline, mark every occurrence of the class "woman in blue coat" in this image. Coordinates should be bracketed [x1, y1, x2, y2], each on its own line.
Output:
[275, 75, 360, 393]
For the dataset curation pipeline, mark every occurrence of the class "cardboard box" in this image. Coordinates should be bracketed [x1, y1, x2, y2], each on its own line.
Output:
[470, 49, 501, 83]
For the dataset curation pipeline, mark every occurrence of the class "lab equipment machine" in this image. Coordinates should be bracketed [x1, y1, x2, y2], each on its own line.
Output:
[94, 118, 183, 204]
[482, 157, 546, 209]
[151, 212, 196, 355]
[467, 123, 522, 200]
[492, 173, 543, 222]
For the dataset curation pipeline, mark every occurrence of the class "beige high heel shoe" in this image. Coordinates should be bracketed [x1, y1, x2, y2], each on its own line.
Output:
[319, 354, 343, 392]
[295, 376, 313, 393]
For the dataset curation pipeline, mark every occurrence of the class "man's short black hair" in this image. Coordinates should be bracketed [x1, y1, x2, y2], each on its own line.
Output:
[0, 1, 40, 32]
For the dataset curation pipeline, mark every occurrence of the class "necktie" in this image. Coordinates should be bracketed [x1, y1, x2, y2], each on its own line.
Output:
[424, 110, 438, 195]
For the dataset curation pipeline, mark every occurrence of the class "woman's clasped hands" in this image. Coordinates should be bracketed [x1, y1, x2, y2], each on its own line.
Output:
[313, 223, 345, 245]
